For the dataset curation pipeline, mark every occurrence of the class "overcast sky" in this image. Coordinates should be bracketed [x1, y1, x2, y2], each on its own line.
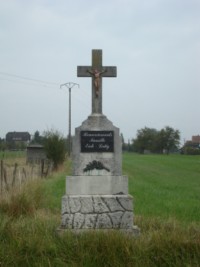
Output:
[0, 0, 199, 144]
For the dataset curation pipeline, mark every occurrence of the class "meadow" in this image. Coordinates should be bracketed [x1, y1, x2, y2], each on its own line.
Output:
[0, 152, 200, 266]
[123, 153, 200, 223]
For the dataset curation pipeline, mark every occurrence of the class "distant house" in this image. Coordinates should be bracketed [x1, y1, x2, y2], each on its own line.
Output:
[185, 135, 200, 148]
[6, 131, 31, 142]
[182, 134, 200, 154]
[6, 131, 31, 149]
[192, 135, 200, 143]
[26, 144, 47, 164]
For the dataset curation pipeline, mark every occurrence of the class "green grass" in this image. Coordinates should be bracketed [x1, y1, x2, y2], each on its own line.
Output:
[0, 212, 199, 267]
[123, 153, 200, 223]
[0, 153, 200, 266]
[0, 150, 26, 159]
[40, 166, 69, 212]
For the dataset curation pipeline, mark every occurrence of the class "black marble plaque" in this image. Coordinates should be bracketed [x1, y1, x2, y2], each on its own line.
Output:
[81, 131, 114, 152]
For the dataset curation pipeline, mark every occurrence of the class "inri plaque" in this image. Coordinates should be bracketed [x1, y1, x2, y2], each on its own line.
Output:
[81, 131, 114, 152]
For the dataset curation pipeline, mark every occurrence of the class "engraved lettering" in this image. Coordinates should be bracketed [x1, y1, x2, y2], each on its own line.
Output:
[99, 144, 109, 150]
[85, 144, 94, 149]
[81, 131, 114, 153]
[90, 138, 105, 142]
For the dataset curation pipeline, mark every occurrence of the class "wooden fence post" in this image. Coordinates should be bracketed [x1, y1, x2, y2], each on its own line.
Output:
[22, 167, 26, 182]
[41, 159, 44, 178]
[3, 167, 9, 191]
[0, 160, 3, 194]
[12, 163, 18, 187]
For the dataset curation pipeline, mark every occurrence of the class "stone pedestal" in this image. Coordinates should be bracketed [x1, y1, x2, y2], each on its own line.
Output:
[58, 114, 140, 236]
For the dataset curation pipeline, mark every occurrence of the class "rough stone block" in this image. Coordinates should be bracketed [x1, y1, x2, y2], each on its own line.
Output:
[61, 196, 70, 214]
[74, 213, 85, 229]
[84, 214, 97, 229]
[108, 211, 123, 228]
[93, 196, 109, 213]
[102, 196, 124, 212]
[61, 214, 73, 228]
[117, 195, 133, 211]
[120, 212, 133, 229]
[80, 196, 94, 213]
[69, 197, 81, 213]
[96, 214, 112, 229]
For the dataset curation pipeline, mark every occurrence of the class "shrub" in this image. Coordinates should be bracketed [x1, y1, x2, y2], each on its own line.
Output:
[182, 147, 200, 155]
[43, 129, 66, 170]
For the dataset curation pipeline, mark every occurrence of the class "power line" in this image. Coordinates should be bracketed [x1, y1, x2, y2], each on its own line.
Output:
[0, 71, 60, 86]
[0, 77, 57, 88]
[0, 72, 92, 111]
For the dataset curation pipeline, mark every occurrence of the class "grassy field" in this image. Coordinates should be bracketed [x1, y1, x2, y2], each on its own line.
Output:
[123, 153, 200, 223]
[0, 152, 200, 266]
[0, 150, 26, 159]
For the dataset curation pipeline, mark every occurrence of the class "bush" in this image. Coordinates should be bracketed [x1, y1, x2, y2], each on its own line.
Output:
[182, 147, 200, 155]
[43, 130, 66, 170]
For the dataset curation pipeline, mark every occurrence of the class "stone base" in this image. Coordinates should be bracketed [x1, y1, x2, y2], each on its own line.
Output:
[66, 175, 128, 195]
[59, 194, 139, 235]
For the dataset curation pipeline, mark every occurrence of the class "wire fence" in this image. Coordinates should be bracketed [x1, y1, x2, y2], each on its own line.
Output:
[0, 159, 52, 195]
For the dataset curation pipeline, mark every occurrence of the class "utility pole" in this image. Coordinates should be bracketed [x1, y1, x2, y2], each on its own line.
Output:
[60, 82, 79, 157]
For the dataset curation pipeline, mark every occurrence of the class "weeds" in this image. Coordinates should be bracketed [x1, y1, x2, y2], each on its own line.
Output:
[0, 180, 44, 217]
[0, 214, 199, 266]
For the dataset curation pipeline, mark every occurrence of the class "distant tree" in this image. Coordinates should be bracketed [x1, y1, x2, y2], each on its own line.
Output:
[158, 126, 180, 154]
[43, 129, 66, 170]
[32, 131, 44, 144]
[64, 135, 70, 155]
[132, 126, 180, 154]
[180, 141, 200, 155]
[127, 139, 132, 152]
[182, 146, 200, 155]
[0, 138, 6, 151]
[121, 133, 127, 151]
[132, 127, 158, 153]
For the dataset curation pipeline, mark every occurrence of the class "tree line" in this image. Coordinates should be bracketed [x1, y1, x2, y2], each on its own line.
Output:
[1, 126, 199, 158]
[122, 126, 181, 154]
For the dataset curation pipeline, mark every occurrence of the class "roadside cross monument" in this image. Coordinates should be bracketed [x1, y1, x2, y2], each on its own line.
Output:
[77, 49, 116, 114]
[58, 49, 139, 235]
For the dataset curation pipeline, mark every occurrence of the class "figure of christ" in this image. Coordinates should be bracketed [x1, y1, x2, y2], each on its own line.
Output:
[87, 69, 107, 97]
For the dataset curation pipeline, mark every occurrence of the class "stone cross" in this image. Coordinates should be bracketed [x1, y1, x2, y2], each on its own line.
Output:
[77, 49, 117, 114]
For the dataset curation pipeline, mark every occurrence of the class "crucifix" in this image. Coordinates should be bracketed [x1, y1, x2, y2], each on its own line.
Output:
[77, 49, 117, 114]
